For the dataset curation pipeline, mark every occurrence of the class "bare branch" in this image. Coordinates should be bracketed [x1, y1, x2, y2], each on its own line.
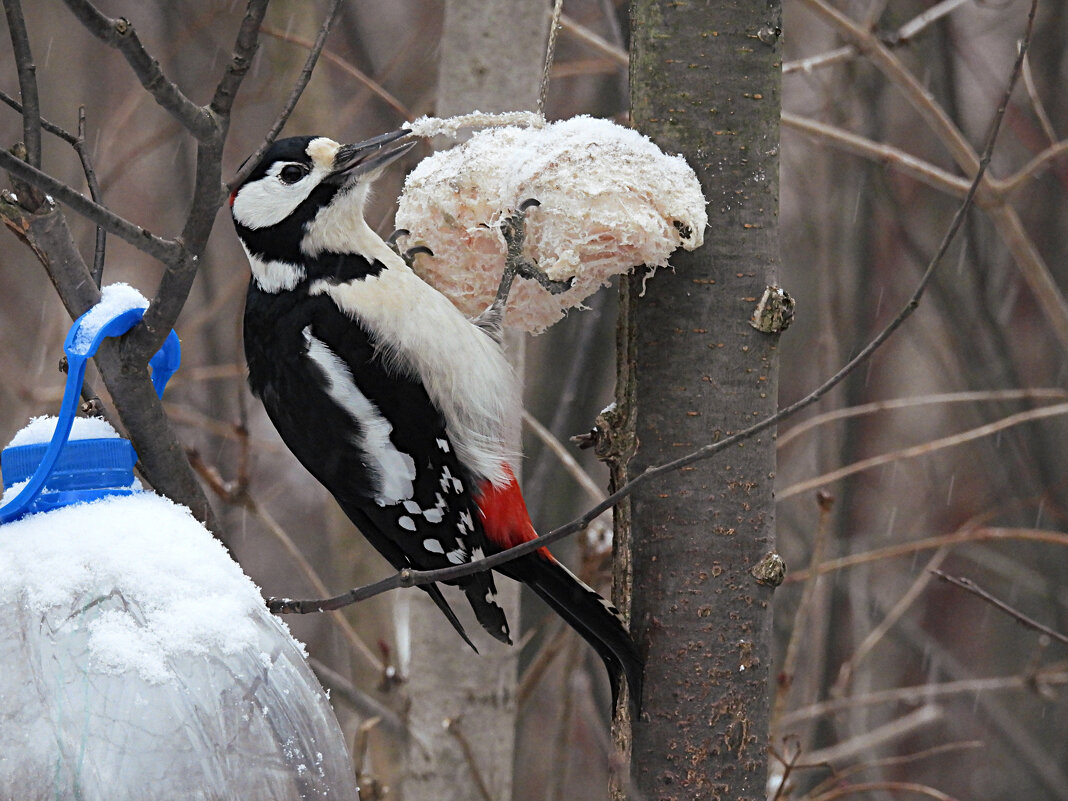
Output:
[782, 111, 971, 198]
[132, 0, 269, 365]
[559, 13, 627, 67]
[209, 0, 270, 119]
[3, 0, 44, 208]
[1021, 52, 1058, 145]
[932, 570, 1068, 646]
[256, 23, 412, 124]
[779, 401, 1068, 500]
[0, 149, 182, 262]
[308, 657, 408, 741]
[1000, 139, 1068, 195]
[3, 0, 40, 166]
[444, 718, 496, 801]
[795, 0, 980, 177]
[61, 0, 215, 140]
[229, 0, 346, 190]
[0, 88, 75, 144]
[76, 107, 107, 285]
[777, 388, 1068, 448]
[781, 669, 1068, 726]
[809, 779, 955, 801]
[892, 0, 972, 44]
[787, 527, 1068, 584]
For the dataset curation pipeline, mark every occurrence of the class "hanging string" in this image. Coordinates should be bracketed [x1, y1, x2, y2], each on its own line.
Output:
[538, 0, 565, 116]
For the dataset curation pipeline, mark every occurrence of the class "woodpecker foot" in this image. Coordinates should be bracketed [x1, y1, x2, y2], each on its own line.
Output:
[388, 229, 434, 267]
[473, 200, 573, 340]
[501, 200, 573, 296]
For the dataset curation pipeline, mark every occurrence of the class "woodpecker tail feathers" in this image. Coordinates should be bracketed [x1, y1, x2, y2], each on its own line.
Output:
[421, 582, 479, 652]
[499, 552, 643, 715]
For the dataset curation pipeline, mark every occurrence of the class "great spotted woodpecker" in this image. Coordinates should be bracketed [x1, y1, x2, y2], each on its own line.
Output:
[229, 131, 642, 709]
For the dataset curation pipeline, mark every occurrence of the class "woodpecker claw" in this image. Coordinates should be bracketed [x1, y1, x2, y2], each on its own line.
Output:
[404, 245, 434, 261]
[388, 229, 433, 267]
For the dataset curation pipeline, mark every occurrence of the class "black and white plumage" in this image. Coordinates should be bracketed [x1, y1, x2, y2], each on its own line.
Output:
[230, 132, 642, 707]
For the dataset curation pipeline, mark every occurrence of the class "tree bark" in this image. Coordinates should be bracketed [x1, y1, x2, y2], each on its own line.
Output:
[400, 3, 549, 800]
[620, 2, 783, 798]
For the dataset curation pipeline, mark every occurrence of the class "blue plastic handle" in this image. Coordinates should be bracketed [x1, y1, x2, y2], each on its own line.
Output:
[0, 304, 180, 524]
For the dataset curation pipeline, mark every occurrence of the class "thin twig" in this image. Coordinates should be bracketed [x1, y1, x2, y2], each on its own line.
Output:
[783, 45, 857, 75]
[559, 14, 628, 67]
[444, 717, 497, 801]
[130, 0, 267, 366]
[782, 111, 971, 198]
[799, 0, 1068, 350]
[522, 409, 607, 506]
[308, 656, 407, 740]
[61, 0, 215, 139]
[209, 0, 270, 119]
[893, 0, 972, 43]
[0, 150, 183, 261]
[806, 741, 984, 799]
[779, 401, 1068, 500]
[781, 667, 1068, 726]
[0, 92, 106, 279]
[931, 570, 1068, 646]
[799, 705, 943, 768]
[516, 621, 569, 708]
[229, 0, 346, 191]
[3, 0, 41, 168]
[0, 88, 74, 143]
[808, 780, 956, 801]
[1000, 139, 1068, 195]
[1020, 52, 1058, 145]
[75, 108, 107, 285]
[833, 547, 950, 693]
[771, 492, 834, 735]
[787, 527, 1068, 584]
[257, 24, 412, 121]
[778, 388, 1068, 448]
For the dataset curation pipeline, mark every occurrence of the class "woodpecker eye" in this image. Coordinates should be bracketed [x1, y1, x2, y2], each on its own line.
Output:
[279, 164, 309, 184]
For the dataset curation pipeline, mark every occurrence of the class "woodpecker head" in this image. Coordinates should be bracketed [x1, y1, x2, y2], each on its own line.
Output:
[230, 131, 414, 285]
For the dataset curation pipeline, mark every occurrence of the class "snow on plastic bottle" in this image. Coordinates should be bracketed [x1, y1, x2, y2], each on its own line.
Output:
[0, 285, 359, 801]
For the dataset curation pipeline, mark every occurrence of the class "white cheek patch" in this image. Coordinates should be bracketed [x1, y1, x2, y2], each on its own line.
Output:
[303, 328, 416, 505]
[232, 140, 339, 230]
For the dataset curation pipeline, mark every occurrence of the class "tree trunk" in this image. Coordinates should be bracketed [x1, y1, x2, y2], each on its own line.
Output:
[619, 2, 783, 798]
[400, 3, 549, 800]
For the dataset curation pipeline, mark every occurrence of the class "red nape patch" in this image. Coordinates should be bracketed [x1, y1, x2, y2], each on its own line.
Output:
[475, 465, 554, 561]
[228, 188, 238, 207]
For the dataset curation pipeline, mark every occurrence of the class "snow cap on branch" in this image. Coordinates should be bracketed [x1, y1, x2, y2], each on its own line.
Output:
[397, 116, 708, 333]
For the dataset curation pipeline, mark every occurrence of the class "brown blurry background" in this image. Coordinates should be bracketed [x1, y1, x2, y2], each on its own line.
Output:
[2, 1, 1066, 799]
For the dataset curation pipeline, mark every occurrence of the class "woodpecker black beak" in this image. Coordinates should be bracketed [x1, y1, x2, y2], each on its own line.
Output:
[330, 130, 415, 181]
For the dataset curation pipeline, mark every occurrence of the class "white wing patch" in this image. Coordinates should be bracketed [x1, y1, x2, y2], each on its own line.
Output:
[309, 262, 520, 488]
[303, 328, 416, 505]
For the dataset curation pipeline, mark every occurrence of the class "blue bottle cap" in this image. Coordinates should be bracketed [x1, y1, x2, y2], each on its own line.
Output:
[0, 295, 180, 524]
[1, 436, 139, 514]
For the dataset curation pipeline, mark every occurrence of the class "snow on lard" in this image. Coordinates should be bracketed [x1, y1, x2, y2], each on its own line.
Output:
[396, 115, 707, 333]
